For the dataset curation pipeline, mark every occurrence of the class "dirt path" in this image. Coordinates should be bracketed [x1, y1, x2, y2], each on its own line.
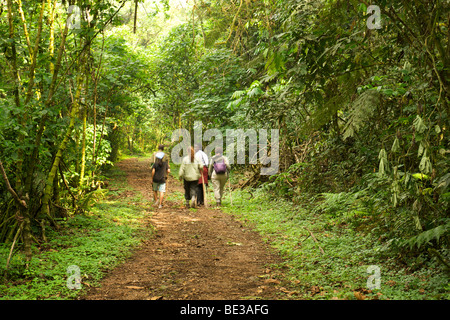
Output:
[82, 158, 288, 300]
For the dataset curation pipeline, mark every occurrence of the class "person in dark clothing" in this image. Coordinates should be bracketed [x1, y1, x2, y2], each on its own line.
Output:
[194, 143, 209, 206]
[179, 146, 203, 208]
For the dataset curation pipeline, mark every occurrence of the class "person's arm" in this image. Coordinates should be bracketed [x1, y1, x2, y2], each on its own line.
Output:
[150, 153, 155, 167]
[201, 151, 209, 167]
[224, 156, 231, 171]
[151, 167, 155, 181]
[164, 162, 169, 190]
[208, 159, 213, 177]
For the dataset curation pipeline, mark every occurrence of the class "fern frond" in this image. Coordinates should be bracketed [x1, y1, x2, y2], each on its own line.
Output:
[403, 222, 450, 250]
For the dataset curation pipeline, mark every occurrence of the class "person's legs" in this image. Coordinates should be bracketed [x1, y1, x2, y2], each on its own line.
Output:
[158, 183, 166, 208]
[183, 180, 190, 208]
[197, 183, 204, 205]
[197, 166, 207, 206]
[219, 177, 225, 199]
[152, 183, 159, 204]
[203, 183, 208, 205]
[183, 180, 190, 200]
[159, 191, 164, 205]
[217, 174, 227, 205]
[212, 178, 221, 205]
[189, 181, 197, 208]
[214, 174, 227, 205]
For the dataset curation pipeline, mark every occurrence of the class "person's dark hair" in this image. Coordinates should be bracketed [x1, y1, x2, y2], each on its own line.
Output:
[158, 144, 165, 151]
[154, 156, 163, 168]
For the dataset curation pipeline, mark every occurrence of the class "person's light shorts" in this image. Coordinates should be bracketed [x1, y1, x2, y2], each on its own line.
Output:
[153, 182, 166, 192]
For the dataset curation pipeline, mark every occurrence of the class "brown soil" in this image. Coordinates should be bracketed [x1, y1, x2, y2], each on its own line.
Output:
[82, 157, 289, 300]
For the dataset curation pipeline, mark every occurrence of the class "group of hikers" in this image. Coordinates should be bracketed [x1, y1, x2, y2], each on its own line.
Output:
[150, 144, 231, 209]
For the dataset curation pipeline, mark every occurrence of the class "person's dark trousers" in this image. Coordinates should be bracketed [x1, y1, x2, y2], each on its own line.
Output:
[197, 183, 208, 205]
[183, 180, 198, 200]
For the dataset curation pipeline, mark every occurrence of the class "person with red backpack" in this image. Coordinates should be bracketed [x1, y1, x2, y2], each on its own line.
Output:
[179, 146, 203, 209]
[208, 146, 231, 206]
[194, 143, 209, 206]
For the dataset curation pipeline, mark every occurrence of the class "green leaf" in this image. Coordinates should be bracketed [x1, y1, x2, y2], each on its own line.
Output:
[413, 115, 427, 134]
[405, 223, 450, 249]
[231, 90, 245, 99]
[419, 152, 432, 175]
[378, 148, 387, 160]
[412, 173, 430, 180]
[391, 137, 400, 153]
[418, 141, 425, 157]
[248, 86, 263, 98]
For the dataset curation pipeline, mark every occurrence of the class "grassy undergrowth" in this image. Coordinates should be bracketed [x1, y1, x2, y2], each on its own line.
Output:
[222, 188, 449, 300]
[0, 166, 152, 300]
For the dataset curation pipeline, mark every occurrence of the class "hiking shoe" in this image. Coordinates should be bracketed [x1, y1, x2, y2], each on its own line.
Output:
[158, 204, 163, 209]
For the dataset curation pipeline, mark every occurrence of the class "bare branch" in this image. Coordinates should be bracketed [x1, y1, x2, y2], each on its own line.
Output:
[0, 159, 27, 209]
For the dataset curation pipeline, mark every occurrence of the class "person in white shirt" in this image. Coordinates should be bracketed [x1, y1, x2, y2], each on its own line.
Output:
[194, 143, 209, 206]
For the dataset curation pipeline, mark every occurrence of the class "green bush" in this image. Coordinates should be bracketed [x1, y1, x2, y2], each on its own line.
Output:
[0, 189, 151, 300]
[223, 187, 449, 300]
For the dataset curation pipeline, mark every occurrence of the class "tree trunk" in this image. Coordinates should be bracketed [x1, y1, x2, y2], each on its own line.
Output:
[133, 0, 138, 34]
[24, 8, 69, 198]
[41, 56, 85, 219]
[21, 213, 32, 263]
[79, 102, 87, 187]
[0, 159, 31, 262]
[92, 33, 105, 173]
[6, 0, 23, 192]
[47, 0, 57, 75]
[5, 1, 33, 263]
[16, 0, 32, 57]
[79, 70, 89, 188]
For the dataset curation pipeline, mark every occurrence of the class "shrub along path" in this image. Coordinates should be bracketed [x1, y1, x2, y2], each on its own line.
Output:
[82, 157, 288, 300]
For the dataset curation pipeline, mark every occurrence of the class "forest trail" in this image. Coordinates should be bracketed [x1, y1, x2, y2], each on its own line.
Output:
[82, 157, 287, 300]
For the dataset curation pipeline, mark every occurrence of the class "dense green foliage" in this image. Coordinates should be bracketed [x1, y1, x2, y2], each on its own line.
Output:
[0, 0, 158, 248]
[148, 0, 449, 275]
[224, 188, 449, 300]
[0, 164, 151, 299]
